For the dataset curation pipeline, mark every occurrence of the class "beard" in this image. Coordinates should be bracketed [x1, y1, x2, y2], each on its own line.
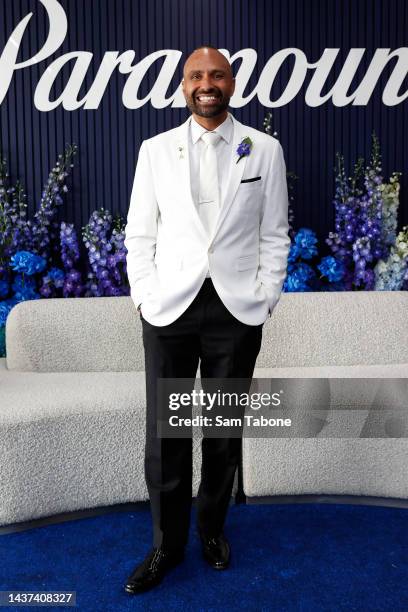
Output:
[185, 90, 231, 118]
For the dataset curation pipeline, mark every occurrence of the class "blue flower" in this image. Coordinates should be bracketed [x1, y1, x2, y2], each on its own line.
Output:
[296, 262, 316, 281]
[320, 281, 346, 292]
[48, 267, 64, 281]
[46, 267, 65, 288]
[11, 274, 39, 301]
[288, 244, 301, 263]
[12, 274, 36, 292]
[0, 301, 12, 326]
[13, 287, 40, 301]
[236, 137, 253, 163]
[0, 279, 9, 298]
[284, 262, 316, 292]
[10, 251, 47, 275]
[293, 228, 319, 259]
[317, 256, 346, 282]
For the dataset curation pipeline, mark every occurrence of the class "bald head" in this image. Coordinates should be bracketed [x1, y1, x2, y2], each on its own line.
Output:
[181, 46, 235, 123]
[183, 46, 233, 80]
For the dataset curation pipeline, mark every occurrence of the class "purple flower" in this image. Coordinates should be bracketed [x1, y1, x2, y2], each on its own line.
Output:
[59, 222, 84, 297]
[325, 133, 390, 290]
[236, 137, 253, 164]
[39, 266, 66, 298]
[83, 209, 128, 297]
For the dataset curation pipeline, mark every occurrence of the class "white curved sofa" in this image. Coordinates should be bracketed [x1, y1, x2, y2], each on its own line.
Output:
[0, 291, 407, 526]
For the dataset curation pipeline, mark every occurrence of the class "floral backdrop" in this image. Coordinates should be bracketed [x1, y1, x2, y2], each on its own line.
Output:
[0, 115, 407, 357]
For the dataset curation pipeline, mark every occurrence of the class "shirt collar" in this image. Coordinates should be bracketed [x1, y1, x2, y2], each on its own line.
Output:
[190, 112, 233, 145]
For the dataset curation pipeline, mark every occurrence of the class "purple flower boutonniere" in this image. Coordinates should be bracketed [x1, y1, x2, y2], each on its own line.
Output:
[236, 137, 253, 164]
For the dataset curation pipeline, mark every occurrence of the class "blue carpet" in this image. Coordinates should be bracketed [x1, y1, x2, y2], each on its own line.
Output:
[1, 503, 407, 611]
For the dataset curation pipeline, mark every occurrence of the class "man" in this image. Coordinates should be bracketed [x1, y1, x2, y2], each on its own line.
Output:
[123, 45, 290, 594]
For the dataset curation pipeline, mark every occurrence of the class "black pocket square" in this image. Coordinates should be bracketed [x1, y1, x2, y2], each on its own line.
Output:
[240, 176, 261, 183]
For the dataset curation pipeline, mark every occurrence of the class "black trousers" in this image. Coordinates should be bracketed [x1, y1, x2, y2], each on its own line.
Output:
[140, 277, 263, 550]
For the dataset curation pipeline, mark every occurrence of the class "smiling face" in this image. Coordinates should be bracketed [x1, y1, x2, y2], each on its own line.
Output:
[182, 48, 235, 121]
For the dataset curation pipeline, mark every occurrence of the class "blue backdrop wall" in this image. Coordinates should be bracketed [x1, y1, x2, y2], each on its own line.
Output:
[0, 0, 407, 256]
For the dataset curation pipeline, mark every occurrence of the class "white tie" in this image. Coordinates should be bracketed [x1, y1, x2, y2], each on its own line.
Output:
[198, 131, 222, 239]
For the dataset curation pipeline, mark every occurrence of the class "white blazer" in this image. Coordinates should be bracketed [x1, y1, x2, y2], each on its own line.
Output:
[124, 111, 290, 327]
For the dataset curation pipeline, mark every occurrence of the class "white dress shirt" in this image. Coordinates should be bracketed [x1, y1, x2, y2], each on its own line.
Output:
[188, 113, 234, 278]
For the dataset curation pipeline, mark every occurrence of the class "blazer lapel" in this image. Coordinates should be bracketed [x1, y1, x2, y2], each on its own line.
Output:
[210, 114, 248, 244]
[174, 117, 209, 242]
[173, 112, 249, 244]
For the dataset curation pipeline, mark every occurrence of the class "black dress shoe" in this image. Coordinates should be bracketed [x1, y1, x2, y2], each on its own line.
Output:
[198, 530, 230, 570]
[124, 547, 184, 594]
